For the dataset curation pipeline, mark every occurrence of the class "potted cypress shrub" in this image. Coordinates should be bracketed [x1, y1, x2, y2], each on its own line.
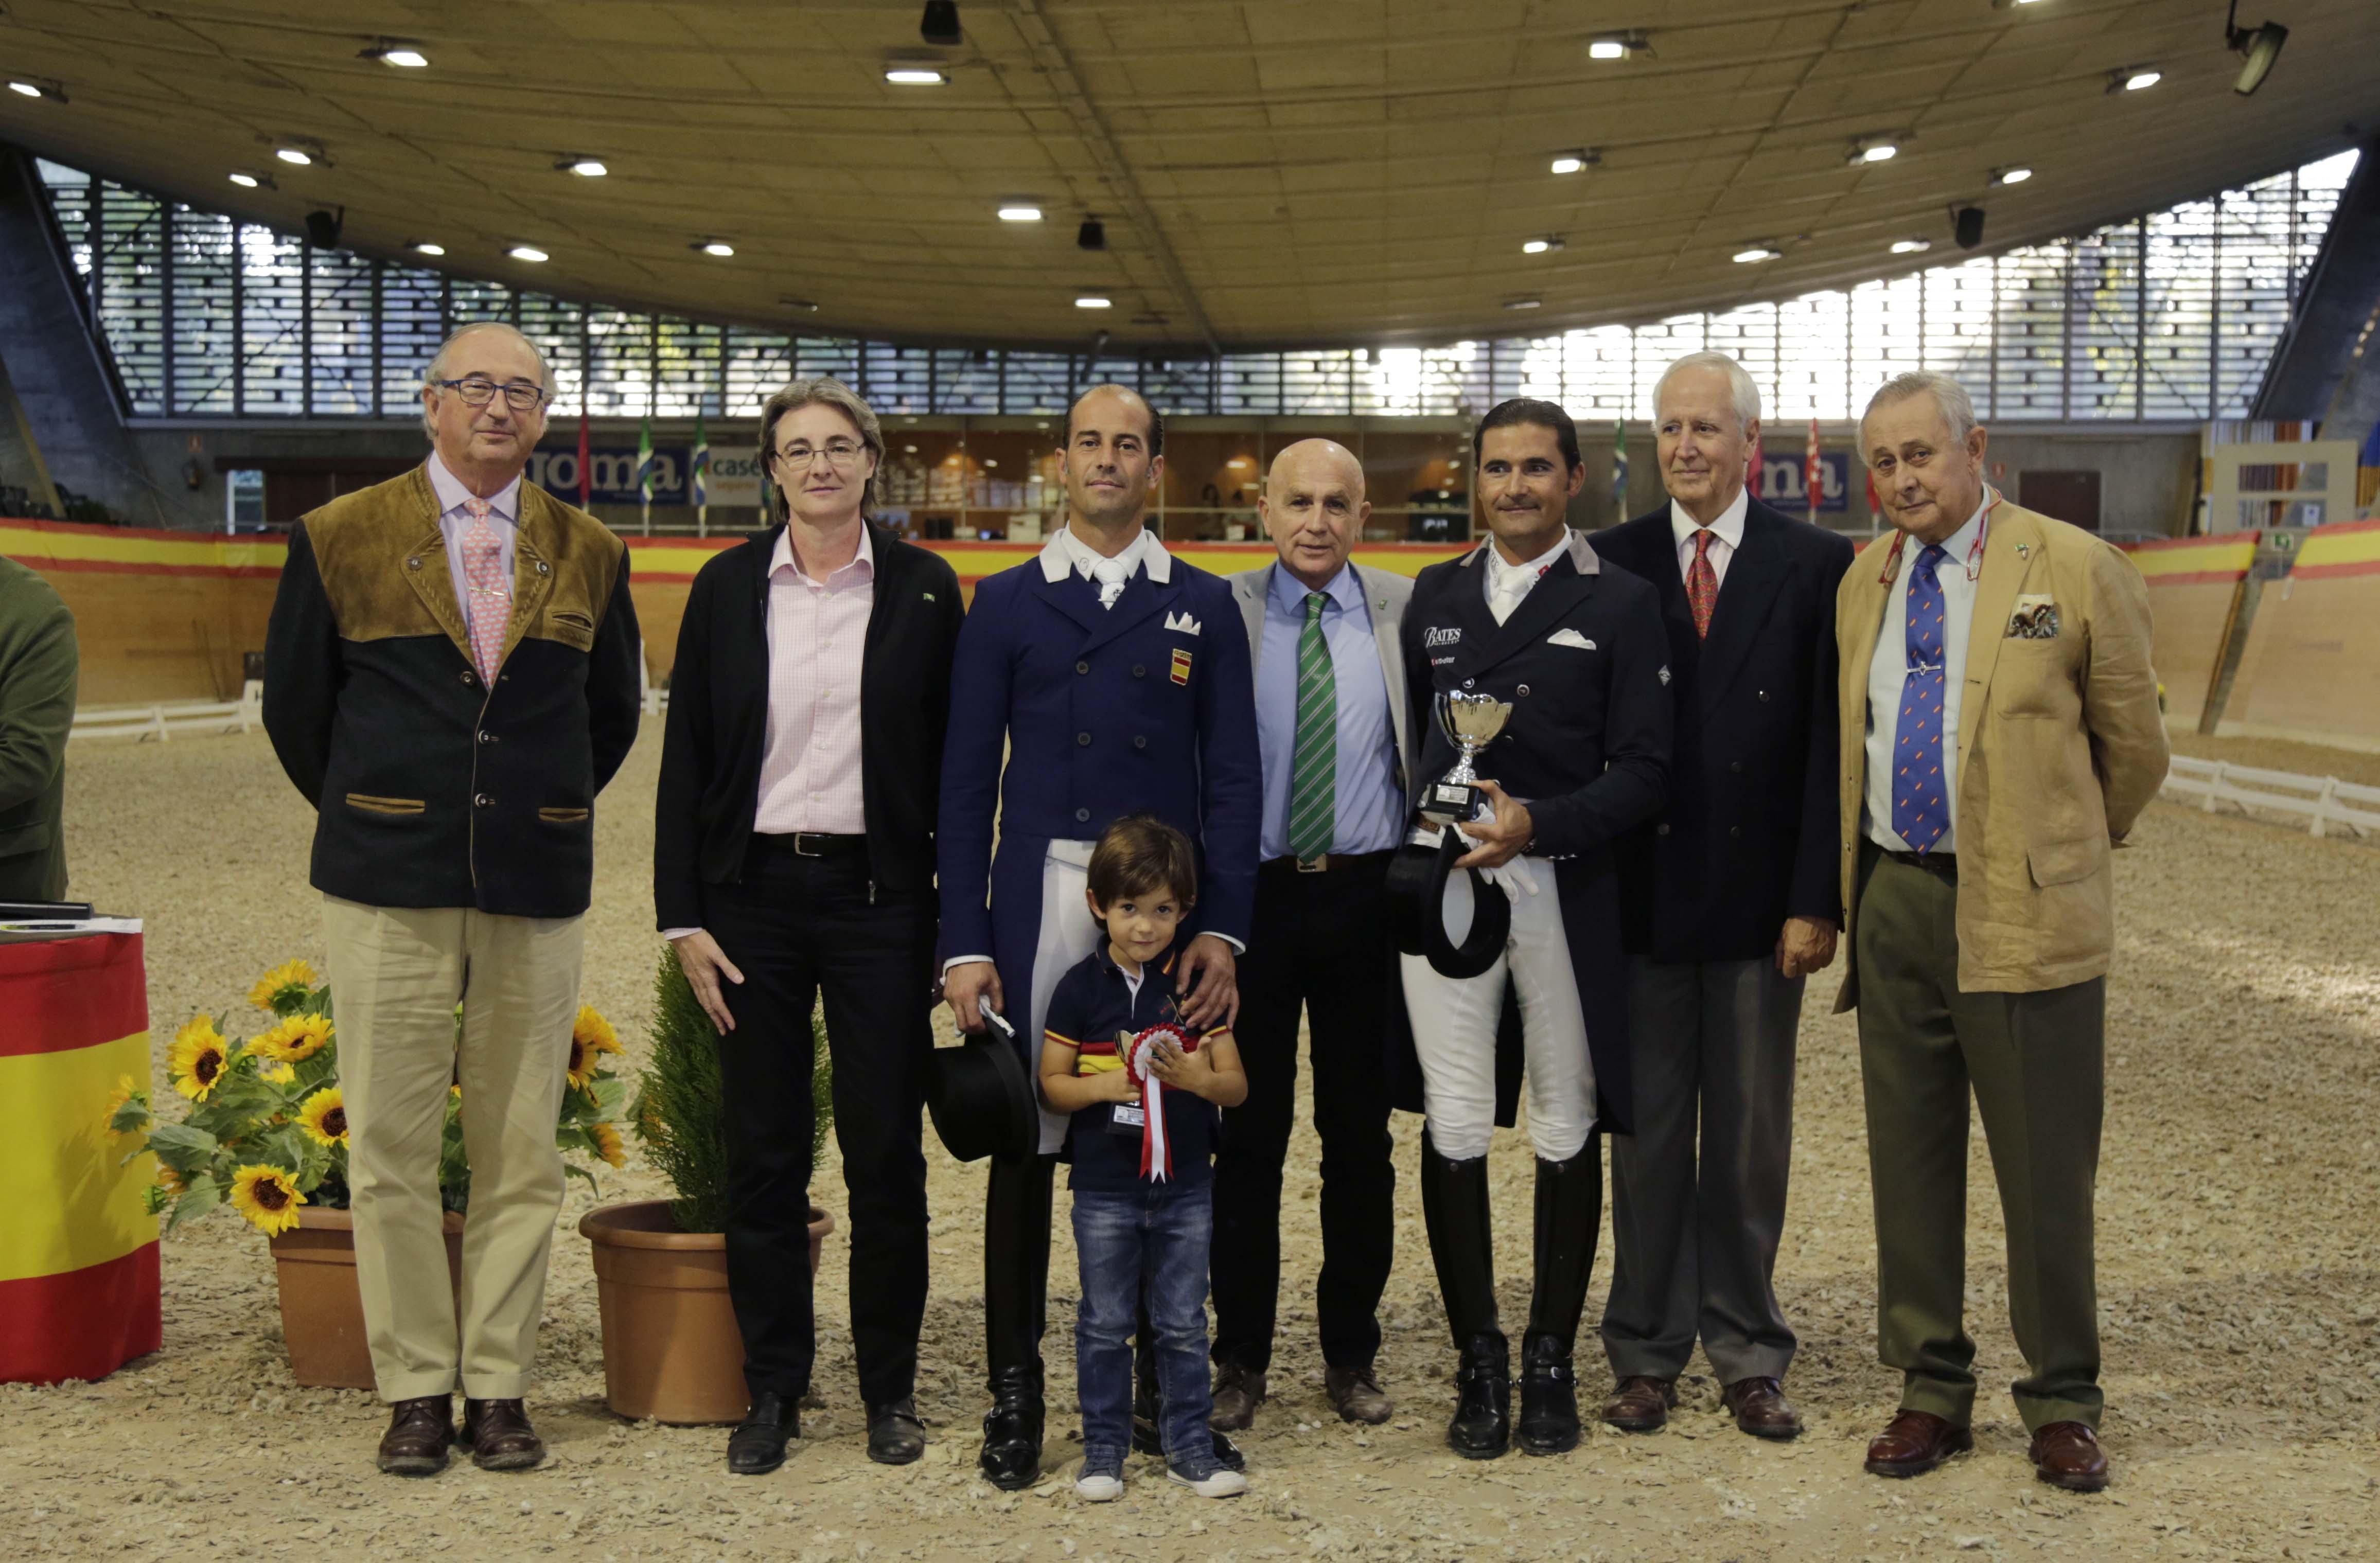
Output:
[580, 947, 833, 1425]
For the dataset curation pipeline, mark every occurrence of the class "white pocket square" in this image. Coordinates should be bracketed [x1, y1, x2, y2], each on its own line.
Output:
[1547, 628, 1597, 651]
[1165, 611, 1202, 635]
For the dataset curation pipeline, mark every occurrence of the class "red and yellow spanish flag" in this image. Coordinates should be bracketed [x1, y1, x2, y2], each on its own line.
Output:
[0, 931, 161, 1383]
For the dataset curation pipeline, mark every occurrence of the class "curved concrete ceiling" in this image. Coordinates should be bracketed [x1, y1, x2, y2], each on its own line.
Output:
[0, 0, 2371, 350]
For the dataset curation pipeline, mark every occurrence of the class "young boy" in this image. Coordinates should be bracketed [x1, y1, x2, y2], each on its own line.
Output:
[1039, 814, 1249, 1502]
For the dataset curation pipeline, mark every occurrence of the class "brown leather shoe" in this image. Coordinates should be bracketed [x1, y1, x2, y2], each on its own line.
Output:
[1721, 1377, 1803, 1440]
[461, 1397, 546, 1472]
[1210, 1363, 1266, 1431]
[1863, 1409, 1972, 1478]
[2029, 1421, 2109, 1492]
[377, 1395, 453, 1476]
[1324, 1364, 1394, 1425]
[1600, 1375, 1677, 1433]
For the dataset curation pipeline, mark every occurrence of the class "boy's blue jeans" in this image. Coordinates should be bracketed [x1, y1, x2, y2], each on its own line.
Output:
[1072, 1183, 1216, 1471]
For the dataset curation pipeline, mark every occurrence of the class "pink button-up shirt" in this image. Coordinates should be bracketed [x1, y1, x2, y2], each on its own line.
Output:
[753, 525, 875, 836]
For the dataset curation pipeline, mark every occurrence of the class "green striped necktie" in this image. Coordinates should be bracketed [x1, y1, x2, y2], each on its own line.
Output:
[1287, 590, 1337, 862]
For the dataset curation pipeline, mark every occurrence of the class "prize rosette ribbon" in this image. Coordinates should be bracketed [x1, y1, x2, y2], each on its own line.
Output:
[1122, 1022, 1195, 1182]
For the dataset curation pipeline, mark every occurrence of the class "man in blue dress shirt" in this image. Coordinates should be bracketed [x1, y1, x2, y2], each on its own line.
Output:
[939, 384, 1263, 1489]
[1211, 439, 1414, 1431]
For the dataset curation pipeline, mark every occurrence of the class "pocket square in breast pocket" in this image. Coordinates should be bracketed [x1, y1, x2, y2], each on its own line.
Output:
[2005, 596, 2059, 640]
[1547, 628, 1598, 651]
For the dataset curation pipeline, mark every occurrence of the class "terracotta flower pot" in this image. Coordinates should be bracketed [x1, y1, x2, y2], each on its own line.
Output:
[267, 1206, 465, 1391]
[579, 1198, 834, 1425]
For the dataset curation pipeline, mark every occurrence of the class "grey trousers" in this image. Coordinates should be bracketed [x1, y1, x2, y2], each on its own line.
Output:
[1599, 955, 1803, 1385]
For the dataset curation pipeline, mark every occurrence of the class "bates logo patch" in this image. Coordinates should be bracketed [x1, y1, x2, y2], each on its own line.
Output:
[1169, 647, 1193, 685]
[1423, 626, 1461, 648]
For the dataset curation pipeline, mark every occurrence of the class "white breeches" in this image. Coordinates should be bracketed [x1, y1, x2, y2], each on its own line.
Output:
[1027, 841, 1104, 1155]
[1398, 858, 1596, 1162]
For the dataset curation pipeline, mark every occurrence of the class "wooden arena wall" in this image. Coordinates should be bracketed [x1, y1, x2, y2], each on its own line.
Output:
[2120, 534, 2259, 732]
[2217, 519, 2380, 747]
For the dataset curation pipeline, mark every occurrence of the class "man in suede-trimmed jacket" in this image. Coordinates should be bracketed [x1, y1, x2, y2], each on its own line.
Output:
[263, 322, 640, 1481]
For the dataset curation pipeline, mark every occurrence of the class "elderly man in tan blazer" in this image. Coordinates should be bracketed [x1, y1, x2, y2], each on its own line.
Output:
[1834, 370, 2165, 1494]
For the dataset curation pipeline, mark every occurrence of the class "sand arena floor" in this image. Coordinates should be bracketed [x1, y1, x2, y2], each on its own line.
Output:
[2, 726, 2374, 1562]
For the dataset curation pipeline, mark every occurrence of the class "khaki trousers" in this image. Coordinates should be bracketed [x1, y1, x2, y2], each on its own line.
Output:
[322, 895, 584, 1402]
[1852, 847, 2105, 1433]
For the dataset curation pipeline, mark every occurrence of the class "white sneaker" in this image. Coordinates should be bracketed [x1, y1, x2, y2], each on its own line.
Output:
[1167, 1464, 1248, 1498]
[1075, 1467, 1123, 1502]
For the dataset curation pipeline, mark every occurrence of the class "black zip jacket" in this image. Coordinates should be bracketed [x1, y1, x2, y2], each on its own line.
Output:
[262, 466, 642, 919]
[653, 520, 963, 931]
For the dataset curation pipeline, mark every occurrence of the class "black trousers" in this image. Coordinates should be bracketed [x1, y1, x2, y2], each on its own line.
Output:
[703, 836, 936, 1406]
[1210, 852, 1398, 1374]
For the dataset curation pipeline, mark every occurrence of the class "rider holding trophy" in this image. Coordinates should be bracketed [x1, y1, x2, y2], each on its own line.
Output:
[1390, 398, 1672, 1460]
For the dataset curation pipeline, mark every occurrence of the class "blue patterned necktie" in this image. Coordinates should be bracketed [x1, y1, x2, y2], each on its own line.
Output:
[1891, 544, 1952, 854]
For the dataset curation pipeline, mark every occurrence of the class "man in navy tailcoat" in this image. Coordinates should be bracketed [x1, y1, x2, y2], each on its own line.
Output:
[939, 384, 1261, 1489]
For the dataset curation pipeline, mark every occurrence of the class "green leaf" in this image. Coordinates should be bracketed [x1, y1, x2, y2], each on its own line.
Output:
[589, 1075, 628, 1123]
[163, 1176, 221, 1235]
[144, 1122, 220, 1176]
[562, 1160, 597, 1195]
[107, 1097, 153, 1138]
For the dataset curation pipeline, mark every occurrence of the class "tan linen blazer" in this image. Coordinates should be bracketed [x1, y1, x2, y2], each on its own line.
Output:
[1832, 497, 2168, 1009]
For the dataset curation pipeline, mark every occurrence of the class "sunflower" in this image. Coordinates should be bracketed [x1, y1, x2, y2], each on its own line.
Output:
[227, 1164, 306, 1236]
[249, 1013, 334, 1065]
[155, 1161, 184, 1197]
[168, 1018, 230, 1102]
[296, 1087, 348, 1148]
[103, 1073, 148, 1135]
[259, 1061, 296, 1086]
[566, 1005, 622, 1090]
[589, 1121, 626, 1169]
[248, 958, 318, 1011]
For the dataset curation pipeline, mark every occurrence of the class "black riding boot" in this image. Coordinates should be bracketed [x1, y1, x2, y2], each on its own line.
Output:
[1421, 1134, 1508, 1459]
[1518, 1143, 1602, 1456]
[979, 1151, 1055, 1490]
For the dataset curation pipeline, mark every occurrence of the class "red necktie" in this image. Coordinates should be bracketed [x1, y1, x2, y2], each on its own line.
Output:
[1686, 528, 1719, 640]
[461, 498, 509, 680]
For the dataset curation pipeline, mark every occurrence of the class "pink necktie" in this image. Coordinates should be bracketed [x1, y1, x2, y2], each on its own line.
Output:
[461, 498, 509, 680]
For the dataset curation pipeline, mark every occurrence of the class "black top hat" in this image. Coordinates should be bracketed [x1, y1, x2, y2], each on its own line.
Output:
[1385, 832, 1510, 980]
[926, 1009, 1039, 1163]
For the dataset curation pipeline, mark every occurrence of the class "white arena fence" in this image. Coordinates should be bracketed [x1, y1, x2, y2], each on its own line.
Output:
[69, 682, 263, 743]
[2161, 755, 2380, 840]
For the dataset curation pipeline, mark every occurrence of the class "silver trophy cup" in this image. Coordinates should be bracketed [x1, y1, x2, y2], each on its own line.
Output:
[1420, 690, 1513, 826]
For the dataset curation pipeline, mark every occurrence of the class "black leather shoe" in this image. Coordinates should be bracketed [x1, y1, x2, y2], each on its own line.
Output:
[867, 1397, 926, 1465]
[460, 1398, 544, 1472]
[1448, 1331, 1511, 1459]
[1516, 1334, 1581, 1455]
[376, 1395, 453, 1477]
[727, 1391, 797, 1476]
[978, 1363, 1044, 1490]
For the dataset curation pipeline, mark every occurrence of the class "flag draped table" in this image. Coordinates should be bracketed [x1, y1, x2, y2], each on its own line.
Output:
[0, 929, 160, 1384]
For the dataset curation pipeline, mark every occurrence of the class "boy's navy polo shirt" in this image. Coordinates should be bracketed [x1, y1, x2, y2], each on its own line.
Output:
[1043, 943, 1223, 1195]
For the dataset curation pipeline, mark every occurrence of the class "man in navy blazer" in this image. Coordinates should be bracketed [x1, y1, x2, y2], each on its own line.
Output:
[939, 384, 1262, 1489]
[1590, 351, 1855, 1442]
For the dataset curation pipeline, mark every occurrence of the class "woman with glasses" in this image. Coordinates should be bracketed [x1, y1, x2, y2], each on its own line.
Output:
[654, 378, 964, 1477]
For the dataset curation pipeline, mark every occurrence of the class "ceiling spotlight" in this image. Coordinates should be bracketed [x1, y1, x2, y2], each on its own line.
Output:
[411, 241, 445, 256]
[696, 240, 735, 257]
[507, 244, 549, 262]
[1734, 246, 1781, 263]
[997, 204, 1043, 222]
[1074, 295, 1112, 310]
[1994, 165, 2033, 185]
[1588, 33, 1647, 60]
[1503, 297, 1543, 311]
[276, 147, 313, 166]
[1848, 136, 1901, 165]
[921, 1, 962, 46]
[2226, 4, 2288, 96]
[1549, 149, 1600, 175]
[360, 40, 430, 68]
[1891, 237, 1932, 254]
[561, 156, 607, 177]
[1077, 217, 1106, 251]
[2110, 67, 2162, 92]
[8, 78, 63, 101]
[227, 171, 270, 189]
[1523, 236, 1565, 255]
[884, 67, 947, 84]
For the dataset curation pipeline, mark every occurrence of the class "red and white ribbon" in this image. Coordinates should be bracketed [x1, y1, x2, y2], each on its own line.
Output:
[1124, 1023, 1193, 1182]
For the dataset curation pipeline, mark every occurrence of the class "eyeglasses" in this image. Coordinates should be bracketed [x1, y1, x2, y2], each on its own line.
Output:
[774, 439, 866, 469]
[433, 377, 549, 411]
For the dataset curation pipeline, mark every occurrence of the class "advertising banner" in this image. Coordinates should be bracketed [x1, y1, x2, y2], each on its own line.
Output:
[1756, 450, 1852, 513]
[528, 446, 763, 508]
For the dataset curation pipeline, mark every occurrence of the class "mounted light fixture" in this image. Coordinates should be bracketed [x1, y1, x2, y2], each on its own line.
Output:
[227, 171, 273, 189]
[884, 67, 947, 84]
[411, 241, 445, 256]
[997, 204, 1043, 222]
[1954, 206, 1987, 249]
[1077, 216, 1105, 251]
[1549, 149, 1600, 175]
[2109, 66, 2162, 92]
[1074, 294, 1112, 310]
[507, 244, 549, 262]
[1588, 32, 1648, 61]
[1891, 237, 1932, 254]
[1849, 135, 1901, 165]
[695, 240, 735, 257]
[359, 39, 429, 68]
[7, 78, 63, 101]
[560, 156, 608, 177]
[1503, 296, 1543, 311]
[1994, 165, 2033, 185]
[1733, 246, 1781, 263]
[1522, 236, 1565, 255]
[920, 1, 962, 46]
[276, 147, 313, 166]
[2225, 2, 2288, 96]
[780, 297, 821, 313]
